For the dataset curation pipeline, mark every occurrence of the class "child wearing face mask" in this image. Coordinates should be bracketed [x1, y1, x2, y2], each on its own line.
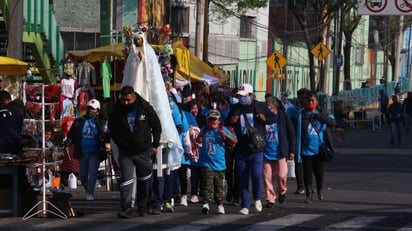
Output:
[196, 109, 237, 215]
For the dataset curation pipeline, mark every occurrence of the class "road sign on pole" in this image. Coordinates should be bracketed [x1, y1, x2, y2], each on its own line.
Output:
[311, 42, 330, 62]
[358, 0, 412, 15]
[266, 50, 287, 73]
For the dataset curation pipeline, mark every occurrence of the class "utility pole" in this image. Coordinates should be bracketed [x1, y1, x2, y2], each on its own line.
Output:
[383, 17, 389, 82]
[333, 7, 342, 93]
[5, 0, 23, 90]
[195, 0, 205, 60]
[281, 0, 288, 93]
[394, 15, 404, 83]
[408, 25, 412, 91]
[203, 0, 209, 62]
[7, 0, 23, 59]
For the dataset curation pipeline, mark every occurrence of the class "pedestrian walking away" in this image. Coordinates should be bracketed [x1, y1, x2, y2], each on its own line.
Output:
[388, 95, 404, 146]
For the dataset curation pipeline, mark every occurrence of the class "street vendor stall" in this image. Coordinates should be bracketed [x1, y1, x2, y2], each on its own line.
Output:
[0, 56, 28, 76]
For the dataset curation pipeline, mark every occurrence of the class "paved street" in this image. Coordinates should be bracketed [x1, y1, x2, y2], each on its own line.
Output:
[1, 125, 412, 230]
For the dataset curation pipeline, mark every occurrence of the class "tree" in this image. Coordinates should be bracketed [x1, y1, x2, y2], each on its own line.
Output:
[204, 0, 268, 62]
[374, 16, 412, 83]
[289, 0, 337, 91]
[342, 1, 362, 90]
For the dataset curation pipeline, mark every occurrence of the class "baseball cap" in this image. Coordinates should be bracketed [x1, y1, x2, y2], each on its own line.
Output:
[87, 99, 100, 110]
[236, 83, 253, 96]
[207, 109, 221, 120]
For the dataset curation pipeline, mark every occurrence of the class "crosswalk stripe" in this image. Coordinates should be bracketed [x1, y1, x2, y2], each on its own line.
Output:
[397, 223, 412, 231]
[320, 216, 385, 230]
[163, 214, 246, 231]
[240, 214, 323, 231]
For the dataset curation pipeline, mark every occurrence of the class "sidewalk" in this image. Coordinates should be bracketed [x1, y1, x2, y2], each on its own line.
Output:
[333, 124, 412, 151]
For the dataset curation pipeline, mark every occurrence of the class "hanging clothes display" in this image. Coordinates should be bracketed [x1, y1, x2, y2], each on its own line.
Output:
[101, 60, 112, 98]
[77, 60, 96, 87]
[60, 56, 78, 79]
[74, 87, 96, 117]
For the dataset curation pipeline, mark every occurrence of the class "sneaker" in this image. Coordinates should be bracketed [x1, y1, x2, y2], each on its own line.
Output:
[254, 200, 262, 212]
[295, 188, 305, 194]
[239, 208, 249, 215]
[180, 195, 188, 207]
[266, 202, 275, 208]
[217, 204, 225, 214]
[86, 194, 94, 201]
[201, 203, 210, 215]
[117, 208, 135, 219]
[190, 195, 199, 203]
[162, 202, 174, 213]
[171, 198, 175, 207]
[278, 194, 286, 204]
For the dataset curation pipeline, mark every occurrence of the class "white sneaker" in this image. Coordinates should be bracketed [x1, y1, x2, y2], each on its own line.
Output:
[201, 203, 210, 214]
[239, 208, 249, 215]
[180, 195, 188, 207]
[255, 200, 262, 212]
[86, 194, 94, 201]
[217, 205, 225, 214]
[190, 195, 199, 203]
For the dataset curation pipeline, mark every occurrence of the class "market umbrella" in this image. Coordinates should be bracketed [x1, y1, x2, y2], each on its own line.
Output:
[0, 56, 28, 76]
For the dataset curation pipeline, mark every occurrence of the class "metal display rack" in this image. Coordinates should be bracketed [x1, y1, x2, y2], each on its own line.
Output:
[22, 84, 67, 220]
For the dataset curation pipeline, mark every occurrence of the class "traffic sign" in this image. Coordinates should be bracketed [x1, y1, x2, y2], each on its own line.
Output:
[266, 50, 287, 73]
[311, 43, 330, 62]
[358, 0, 412, 15]
[334, 55, 343, 67]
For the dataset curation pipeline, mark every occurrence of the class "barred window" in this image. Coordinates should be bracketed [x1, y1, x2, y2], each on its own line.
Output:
[170, 6, 189, 35]
[240, 16, 256, 39]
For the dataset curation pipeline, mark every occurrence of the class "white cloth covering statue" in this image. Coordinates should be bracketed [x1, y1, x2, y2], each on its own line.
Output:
[122, 31, 183, 169]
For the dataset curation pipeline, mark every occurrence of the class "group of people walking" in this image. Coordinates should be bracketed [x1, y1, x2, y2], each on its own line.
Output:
[62, 31, 337, 218]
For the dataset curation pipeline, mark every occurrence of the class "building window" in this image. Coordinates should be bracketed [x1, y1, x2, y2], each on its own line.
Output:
[240, 15, 256, 39]
[356, 46, 364, 65]
[170, 6, 189, 35]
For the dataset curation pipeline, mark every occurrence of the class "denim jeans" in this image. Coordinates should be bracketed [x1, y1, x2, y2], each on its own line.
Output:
[236, 151, 263, 209]
[149, 148, 172, 206]
[79, 152, 100, 196]
[405, 114, 412, 131]
[390, 121, 403, 145]
[118, 149, 152, 210]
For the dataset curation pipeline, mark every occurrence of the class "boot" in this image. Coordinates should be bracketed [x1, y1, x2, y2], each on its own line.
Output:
[305, 186, 313, 203]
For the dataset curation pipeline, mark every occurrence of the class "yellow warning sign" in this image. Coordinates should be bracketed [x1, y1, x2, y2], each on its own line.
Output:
[269, 73, 285, 80]
[311, 43, 330, 61]
[266, 50, 287, 73]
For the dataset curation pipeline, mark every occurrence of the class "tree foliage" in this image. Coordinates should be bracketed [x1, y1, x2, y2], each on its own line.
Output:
[209, 0, 268, 22]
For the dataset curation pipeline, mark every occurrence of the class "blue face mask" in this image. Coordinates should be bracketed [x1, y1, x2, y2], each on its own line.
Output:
[230, 97, 239, 105]
[239, 96, 251, 105]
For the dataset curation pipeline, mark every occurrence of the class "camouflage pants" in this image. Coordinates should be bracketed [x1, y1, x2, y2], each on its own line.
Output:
[200, 167, 225, 204]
